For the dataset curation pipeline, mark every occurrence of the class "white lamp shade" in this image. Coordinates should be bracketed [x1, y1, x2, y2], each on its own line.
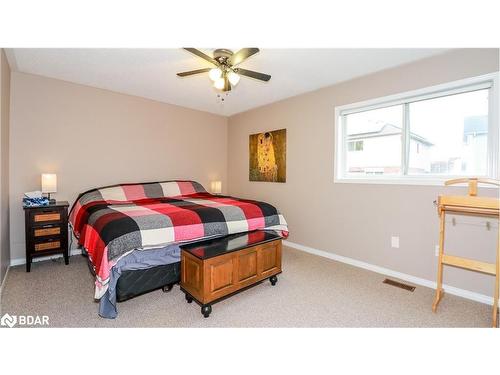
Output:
[228, 71, 240, 86]
[41, 174, 57, 193]
[213, 77, 225, 90]
[208, 68, 222, 81]
[211, 181, 222, 194]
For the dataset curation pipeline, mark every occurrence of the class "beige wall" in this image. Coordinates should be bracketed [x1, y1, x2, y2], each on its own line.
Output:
[228, 49, 499, 296]
[9, 72, 228, 261]
[1, 49, 11, 284]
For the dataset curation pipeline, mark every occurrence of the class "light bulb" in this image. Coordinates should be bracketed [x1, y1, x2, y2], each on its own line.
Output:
[214, 77, 225, 90]
[209, 68, 222, 81]
[228, 71, 240, 86]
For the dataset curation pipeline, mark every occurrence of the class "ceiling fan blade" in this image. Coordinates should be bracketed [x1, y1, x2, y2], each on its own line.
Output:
[229, 48, 260, 66]
[176, 68, 211, 77]
[235, 68, 271, 82]
[183, 48, 217, 65]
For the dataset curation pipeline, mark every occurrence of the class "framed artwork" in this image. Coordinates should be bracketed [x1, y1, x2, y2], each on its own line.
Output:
[249, 129, 286, 183]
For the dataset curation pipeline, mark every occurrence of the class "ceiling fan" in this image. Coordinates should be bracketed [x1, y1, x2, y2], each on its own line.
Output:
[177, 48, 271, 92]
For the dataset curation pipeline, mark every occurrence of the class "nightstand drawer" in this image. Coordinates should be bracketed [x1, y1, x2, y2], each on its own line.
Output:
[31, 210, 62, 224]
[33, 225, 62, 238]
[34, 239, 61, 252]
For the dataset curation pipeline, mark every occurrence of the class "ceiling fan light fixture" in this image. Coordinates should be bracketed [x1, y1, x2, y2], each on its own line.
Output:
[178, 48, 270, 92]
[208, 68, 222, 81]
[214, 77, 225, 90]
[228, 71, 240, 86]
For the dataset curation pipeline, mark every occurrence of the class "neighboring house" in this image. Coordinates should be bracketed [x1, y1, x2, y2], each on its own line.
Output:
[461, 115, 487, 174]
[429, 115, 488, 175]
[348, 116, 487, 176]
[346, 123, 433, 174]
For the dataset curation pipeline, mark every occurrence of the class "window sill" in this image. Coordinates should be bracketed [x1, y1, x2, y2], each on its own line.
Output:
[334, 176, 498, 188]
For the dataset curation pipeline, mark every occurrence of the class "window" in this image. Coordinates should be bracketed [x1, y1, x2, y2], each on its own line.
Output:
[335, 73, 499, 185]
[408, 89, 488, 176]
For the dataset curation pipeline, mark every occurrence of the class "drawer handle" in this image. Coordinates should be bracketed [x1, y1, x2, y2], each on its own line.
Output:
[34, 213, 61, 222]
[34, 241, 61, 251]
[34, 227, 61, 237]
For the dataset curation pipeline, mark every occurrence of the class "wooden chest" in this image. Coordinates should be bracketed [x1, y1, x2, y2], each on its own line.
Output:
[180, 231, 282, 318]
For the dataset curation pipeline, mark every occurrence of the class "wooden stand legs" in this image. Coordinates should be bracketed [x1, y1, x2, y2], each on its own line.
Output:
[493, 237, 499, 328]
[433, 209, 499, 328]
[432, 210, 446, 313]
[434, 178, 500, 327]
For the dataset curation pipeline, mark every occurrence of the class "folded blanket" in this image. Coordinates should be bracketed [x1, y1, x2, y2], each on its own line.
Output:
[99, 244, 181, 319]
[70, 180, 288, 298]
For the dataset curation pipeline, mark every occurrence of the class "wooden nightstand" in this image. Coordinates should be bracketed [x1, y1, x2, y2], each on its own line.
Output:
[24, 201, 70, 272]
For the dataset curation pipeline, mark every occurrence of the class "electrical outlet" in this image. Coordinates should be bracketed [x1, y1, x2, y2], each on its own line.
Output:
[391, 236, 399, 249]
[435, 245, 439, 257]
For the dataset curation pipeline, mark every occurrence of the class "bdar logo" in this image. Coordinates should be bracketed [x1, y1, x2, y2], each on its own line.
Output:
[1, 313, 17, 328]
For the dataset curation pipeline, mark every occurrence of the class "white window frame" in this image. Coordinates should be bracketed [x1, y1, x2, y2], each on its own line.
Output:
[334, 72, 499, 186]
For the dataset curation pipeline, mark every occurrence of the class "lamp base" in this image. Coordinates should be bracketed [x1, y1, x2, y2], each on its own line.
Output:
[47, 193, 56, 204]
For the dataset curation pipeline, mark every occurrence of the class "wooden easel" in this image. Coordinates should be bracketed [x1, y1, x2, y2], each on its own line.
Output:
[433, 178, 500, 327]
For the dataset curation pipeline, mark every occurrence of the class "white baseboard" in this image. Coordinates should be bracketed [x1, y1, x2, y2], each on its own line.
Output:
[10, 249, 82, 267]
[283, 240, 494, 306]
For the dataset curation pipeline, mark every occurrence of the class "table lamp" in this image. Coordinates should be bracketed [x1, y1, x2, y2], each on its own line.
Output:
[211, 181, 222, 195]
[41, 173, 57, 204]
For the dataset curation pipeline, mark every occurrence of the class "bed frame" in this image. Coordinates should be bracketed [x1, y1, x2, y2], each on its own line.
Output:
[81, 249, 181, 301]
[116, 262, 180, 301]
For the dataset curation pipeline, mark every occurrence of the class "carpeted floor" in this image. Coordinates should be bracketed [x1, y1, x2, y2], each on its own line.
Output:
[0, 246, 492, 327]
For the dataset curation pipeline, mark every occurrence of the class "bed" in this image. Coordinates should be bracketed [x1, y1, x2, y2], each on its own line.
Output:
[69, 180, 288, 318]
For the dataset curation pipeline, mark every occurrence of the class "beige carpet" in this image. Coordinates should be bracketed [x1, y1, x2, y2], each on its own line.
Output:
[0, 246, 492, 327]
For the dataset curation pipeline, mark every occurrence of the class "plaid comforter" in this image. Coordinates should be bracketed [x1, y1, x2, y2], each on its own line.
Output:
[69, 181, 288, 298]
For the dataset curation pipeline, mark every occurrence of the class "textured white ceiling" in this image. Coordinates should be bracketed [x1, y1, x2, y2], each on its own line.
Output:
[7, 48, 448, 116]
